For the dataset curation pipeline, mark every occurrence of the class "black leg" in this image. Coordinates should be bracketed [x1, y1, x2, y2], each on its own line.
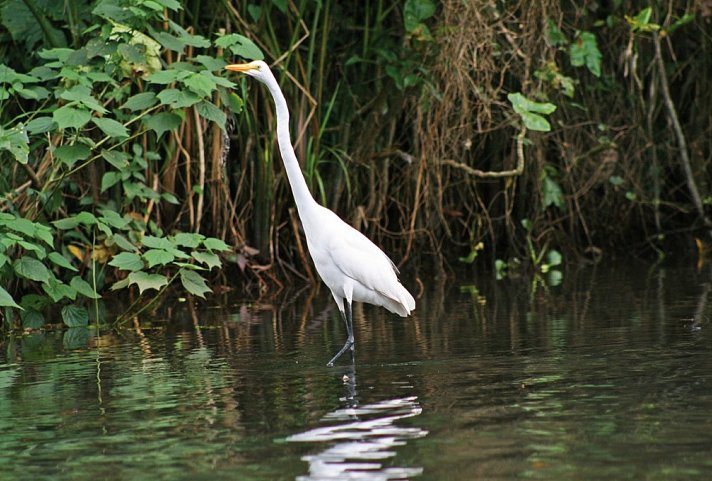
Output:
[327, 299, 355, 367]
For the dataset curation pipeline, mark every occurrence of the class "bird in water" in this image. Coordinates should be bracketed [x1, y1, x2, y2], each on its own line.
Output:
[226, 60, 415, 366]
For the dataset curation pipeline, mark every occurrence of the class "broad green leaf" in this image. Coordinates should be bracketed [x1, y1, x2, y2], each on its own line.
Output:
[70, 276, 101, 299]
[196, 101, 226, 131]
[542, 175, 565, 210]
[143, 248, 175, 268]
[108, 252, 144, 271]
[48, 252, 78, 271]
[121, 92, 158, 111]
[195, 55, 225, 71]
[203, 237, 231, 252]
[99, 209, 131, 229]
[143, 112, 182, 139]
[75, 211, 98, 225]
[0, 216, 35, 237]
[154, 0, 182, 12]
[0, 124, 29, 164]
[547, 18, 568, 46]
[13, 256, 51, 282]
[21, 309, 44, 328]
[192, 251, 221, 270]
[60, 85, 107, 113]
[42, 278, 77, 302]
[53, 217, 81, 229]
[0, 286, 21, 309]
[404, 0, 436, 33]
[61, 305, 88, 327]
[569, 31, 602, 77]
[179, 268, 211, 298]
[53, 105, 91, 130]
[173, 232, 204, 248]
[127, 271, 169, 294]
[54, 143, 90, 167]
[145, 69, 182, 84]
[101, 150, 130, 169]
[18, 240, 46, 259]
[93, 117, 129, 138]
[151, 30, 186, 52]
[101, 171, 123, 192]
[508, 92, 557, 115]
[111, 277, 130, 291]
[184, 72, 216, 97]
[156, 88, 201, 108]
[520, 111, 552, 132]
[25, 116, 56, 134]
[141, 235, 174, 250]
[215, 33, 264, 60]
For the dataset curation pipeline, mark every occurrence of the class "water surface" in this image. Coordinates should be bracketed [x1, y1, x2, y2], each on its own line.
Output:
[2, 265, 712, 480]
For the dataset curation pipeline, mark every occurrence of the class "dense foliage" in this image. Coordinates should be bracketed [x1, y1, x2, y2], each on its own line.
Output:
[0, 0, 710, 329]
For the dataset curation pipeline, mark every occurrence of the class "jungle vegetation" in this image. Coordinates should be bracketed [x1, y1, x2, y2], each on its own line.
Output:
[0, 0, 709, 329]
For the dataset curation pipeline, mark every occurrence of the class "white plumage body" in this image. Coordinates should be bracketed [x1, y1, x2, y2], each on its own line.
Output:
[226, 60, 415, 365]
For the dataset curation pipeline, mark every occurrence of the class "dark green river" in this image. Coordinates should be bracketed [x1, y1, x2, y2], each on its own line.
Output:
[2, 264, 712, 480]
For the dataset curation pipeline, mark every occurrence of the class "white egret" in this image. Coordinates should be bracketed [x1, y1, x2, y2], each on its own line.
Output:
[226, 60, 415, 366]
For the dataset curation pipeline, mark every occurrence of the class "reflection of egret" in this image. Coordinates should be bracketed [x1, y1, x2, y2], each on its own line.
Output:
[226, 60, 415, 367]
[287, 365, 427, 480]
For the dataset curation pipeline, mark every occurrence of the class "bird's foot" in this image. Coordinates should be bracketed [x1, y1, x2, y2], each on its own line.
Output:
[326, 339, 354, 367]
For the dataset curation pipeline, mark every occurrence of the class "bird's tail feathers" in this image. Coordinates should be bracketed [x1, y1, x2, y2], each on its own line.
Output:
[381, 283, 416, 317]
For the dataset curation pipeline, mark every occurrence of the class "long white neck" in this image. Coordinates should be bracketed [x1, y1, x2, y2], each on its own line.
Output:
[261, 74, 318, 218]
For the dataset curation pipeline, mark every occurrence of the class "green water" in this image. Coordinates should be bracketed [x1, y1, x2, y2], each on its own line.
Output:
[2, 265, 712, 480]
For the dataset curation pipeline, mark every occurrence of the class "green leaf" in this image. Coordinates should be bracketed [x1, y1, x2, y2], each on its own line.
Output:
[507, 93, 556, 132]
[546, 249, 563, 267]
[42, 278, 77, 302]
[184, 71, 217, 97]
[61, 305, 88, 327]
[21, 309, 44, 328]
[542, 174, 565, 210]
[110, 277, 130, 291]
[127, 271, 169, 294]
[520, 111, 552, 132]
[53, 105, 91, 130]
[0, 124, 29, 164]
[92, 117, 129, 138]
[108, 252, 144, 271]
[140, 235, 172, 250]
[26, 116, 56, 134]
[101, 150, 130, 169]
[173, 232, 204, 248]
[196, 101, 226, 130]
[48, 252, 78, 272]
[547, 18, 568, 46]
[215, 33, 264, 60]
[101, 172, 123, 192]
[508, 92, 556, 115]
[195, 55, 226, 71]
[99, 209, 131, 229]
[54, 143, 91, 167]
[122, 92, 158, 111]
[569, 31, 602, 77]
[143, 112, 182, 139]
[203, 237, 231, 252]
[143, 248, 175, 268]
[70, 276, 101, 299]
[60, 85, 107, 113]
[156, 88, 201, 108]
[179, 268, 211, 298]
[145, 69, 183, 85]
[192, 251, 221, 270]
[0, 285, 21, 309]
[13, 256, 51, 282]
[404, 0, 437, 33]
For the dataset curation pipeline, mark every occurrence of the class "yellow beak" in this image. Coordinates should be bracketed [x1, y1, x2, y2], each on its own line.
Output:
[225, 63, 257, 72]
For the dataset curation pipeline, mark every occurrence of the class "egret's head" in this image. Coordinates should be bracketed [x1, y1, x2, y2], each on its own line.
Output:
[225, 60, 271, 82]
